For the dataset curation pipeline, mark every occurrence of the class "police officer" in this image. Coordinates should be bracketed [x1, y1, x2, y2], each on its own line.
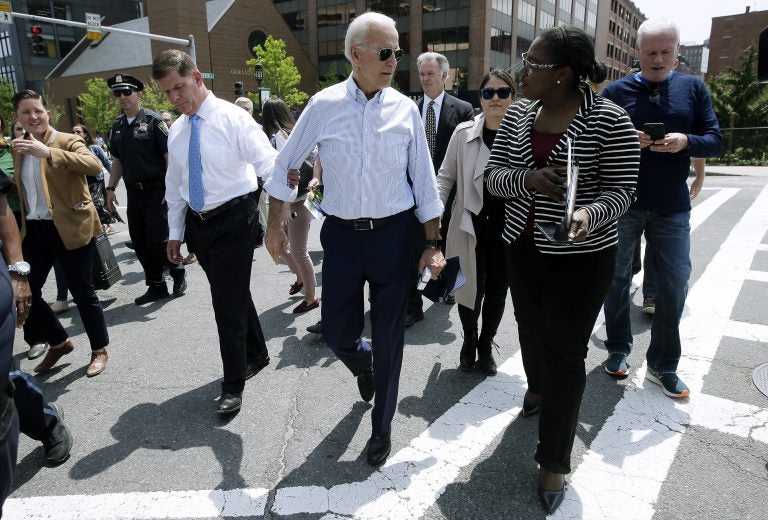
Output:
[105, 74, 187, 304]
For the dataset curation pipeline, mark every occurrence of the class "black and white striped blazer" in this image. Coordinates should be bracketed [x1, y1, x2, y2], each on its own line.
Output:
[485, 86, 640, 254]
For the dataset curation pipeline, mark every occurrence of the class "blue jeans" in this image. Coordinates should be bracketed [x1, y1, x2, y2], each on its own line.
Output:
[604, 208, 691, 372]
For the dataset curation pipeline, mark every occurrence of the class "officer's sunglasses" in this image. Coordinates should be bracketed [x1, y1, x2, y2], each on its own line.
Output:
[113, 89, 135, 97]
[480, 87, 513, 100]
[359, 45, 404, 62]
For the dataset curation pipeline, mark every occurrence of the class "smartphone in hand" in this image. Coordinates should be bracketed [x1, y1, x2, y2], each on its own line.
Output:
[642, 123, 665, 141]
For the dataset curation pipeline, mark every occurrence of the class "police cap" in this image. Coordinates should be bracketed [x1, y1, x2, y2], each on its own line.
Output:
[107, 73, 145, 93]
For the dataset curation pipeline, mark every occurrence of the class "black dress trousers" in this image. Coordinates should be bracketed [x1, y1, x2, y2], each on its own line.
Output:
[184, 195, 267, 394]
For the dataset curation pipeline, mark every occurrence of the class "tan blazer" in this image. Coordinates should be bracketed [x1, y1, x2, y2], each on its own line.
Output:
[436, 114, 490, 309]
[14, 128, 103, 250]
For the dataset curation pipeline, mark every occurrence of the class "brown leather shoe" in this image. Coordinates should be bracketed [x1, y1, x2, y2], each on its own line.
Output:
[86, 348, 108, 377]
[34, 340, 75, 373]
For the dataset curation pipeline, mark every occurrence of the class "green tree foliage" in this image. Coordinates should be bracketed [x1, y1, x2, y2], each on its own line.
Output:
[0, 80, 14, 126]
[707, 46, 768, 164]
[247, 36, 308, 108]
[141, 79, 174, 114]
[77, 78, 119, 136]
[318, 61, 352, 90]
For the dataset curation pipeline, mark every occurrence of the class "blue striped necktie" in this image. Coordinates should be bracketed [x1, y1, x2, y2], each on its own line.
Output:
[188, 114, 205, 212]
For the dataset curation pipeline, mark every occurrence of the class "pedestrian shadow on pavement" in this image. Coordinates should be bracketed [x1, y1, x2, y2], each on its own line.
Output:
[68, 380, 248, 491]
[275, 334, 337, 370]
[404, 302, 457, 347]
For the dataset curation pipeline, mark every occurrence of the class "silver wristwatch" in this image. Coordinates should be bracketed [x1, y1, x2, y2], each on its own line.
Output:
[8, 261, 31, 276]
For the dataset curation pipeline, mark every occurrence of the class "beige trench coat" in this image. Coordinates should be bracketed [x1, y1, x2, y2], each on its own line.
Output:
[436, 114, 491, 309]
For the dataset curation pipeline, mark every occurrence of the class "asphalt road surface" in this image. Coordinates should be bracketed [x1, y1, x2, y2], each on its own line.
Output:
[4, 172, 768, 520]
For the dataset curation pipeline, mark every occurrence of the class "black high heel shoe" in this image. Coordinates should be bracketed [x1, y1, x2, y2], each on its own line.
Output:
[537, 483, 566, 514]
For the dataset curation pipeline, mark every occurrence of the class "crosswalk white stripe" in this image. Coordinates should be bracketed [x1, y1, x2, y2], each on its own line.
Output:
[563, 183, 768, 519]
[745, 270, 768, 283]
[723, 320, 768, 344]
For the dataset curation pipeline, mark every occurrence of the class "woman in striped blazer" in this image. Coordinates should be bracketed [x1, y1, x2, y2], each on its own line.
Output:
[485, 26, 639, 513]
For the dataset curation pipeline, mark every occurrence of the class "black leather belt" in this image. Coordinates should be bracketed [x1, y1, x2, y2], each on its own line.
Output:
[188, 193, 250, 222]
[328, 210, 407, 231]
[126, 178, 164, 191]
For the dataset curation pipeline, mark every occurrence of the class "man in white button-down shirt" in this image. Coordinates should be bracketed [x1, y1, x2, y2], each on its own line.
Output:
[152, 49, 277, 415]
[265, 12, 446, 466]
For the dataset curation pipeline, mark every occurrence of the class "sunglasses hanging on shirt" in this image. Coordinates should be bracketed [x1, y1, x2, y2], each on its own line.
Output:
[648, 87, 661, 106]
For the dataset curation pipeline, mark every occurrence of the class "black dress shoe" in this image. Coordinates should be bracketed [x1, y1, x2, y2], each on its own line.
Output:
[217, 392, 242, 414]
[170, 269, 187, 297]
[404, 311, 424, 328]
[522, 401, 540, 417]
[306, 321, 322, 334]
[357, 369, 374, 402]
[245, 353, 270, 380]
[135, 284, 169, 305]
[366, 432, 391, 466]
[538, 483, 566, 514]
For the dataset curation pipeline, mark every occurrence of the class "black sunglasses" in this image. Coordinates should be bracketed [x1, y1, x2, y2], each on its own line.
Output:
[113, 89, 134, 98]
[649, 88, 661, 106]
[480, 87, 513, 100]
[362, 46, 404, 62]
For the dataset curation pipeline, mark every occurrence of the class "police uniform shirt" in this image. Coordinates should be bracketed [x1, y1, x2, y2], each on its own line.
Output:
[109, 108, 169, 184]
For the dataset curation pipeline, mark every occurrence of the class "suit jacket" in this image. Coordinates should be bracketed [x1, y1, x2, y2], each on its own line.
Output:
[435, 114, 488, 308]
[417, 92, 475, 174]
[14, 128, 103, 250]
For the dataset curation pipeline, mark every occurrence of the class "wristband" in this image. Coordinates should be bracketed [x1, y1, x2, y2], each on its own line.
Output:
[425, 239, 442, 249]
[106, 186, 116, 192]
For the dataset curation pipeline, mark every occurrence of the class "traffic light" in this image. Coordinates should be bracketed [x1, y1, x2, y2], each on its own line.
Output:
[234, 81, 243, 98]
[31, 25, 46, 56]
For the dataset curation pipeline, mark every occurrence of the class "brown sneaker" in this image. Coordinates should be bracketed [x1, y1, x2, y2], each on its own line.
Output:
[86, 349, 108, 377]
[34, 340, 75, 373]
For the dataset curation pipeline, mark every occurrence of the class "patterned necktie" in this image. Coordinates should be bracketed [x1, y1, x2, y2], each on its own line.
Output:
[425, 100, 436, 160]
[188, 114, 205, 212]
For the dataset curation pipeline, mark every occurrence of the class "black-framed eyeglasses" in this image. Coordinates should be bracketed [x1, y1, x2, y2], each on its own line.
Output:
[520, 52, 562, 74]
[480, 87, 513, 100]
[649, 89, 661, 106]
[360, 45, 404, 62]
[113, 89, 134, 98]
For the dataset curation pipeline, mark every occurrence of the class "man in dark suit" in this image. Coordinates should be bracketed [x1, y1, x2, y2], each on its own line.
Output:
[406, 52, 474, 326]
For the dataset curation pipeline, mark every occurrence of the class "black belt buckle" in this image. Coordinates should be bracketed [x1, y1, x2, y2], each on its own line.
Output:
[352, 218, 374, 231]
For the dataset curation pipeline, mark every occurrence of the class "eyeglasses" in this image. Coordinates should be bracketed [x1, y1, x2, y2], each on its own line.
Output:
[520, 52, 562, 74]
[113, 89, 134, 98]
[480, 87, 513, 100]
[360, 45, 404, 62]
[649, 89, 661, 106]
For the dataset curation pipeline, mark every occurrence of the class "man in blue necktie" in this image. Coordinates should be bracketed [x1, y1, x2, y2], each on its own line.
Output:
[153, 50, 277, 415]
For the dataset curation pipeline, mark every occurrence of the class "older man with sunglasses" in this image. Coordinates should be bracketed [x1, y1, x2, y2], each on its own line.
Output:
[601, 19, 722, 398]
[105, 73, 187, 305]
[265, 12, 445, 466]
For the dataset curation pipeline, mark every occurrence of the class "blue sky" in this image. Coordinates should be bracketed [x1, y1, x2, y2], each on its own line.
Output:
[631, 0, 768, 43]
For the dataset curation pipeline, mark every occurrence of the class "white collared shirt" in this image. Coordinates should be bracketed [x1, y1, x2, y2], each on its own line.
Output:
[265, 76, 442, 223]
[20, 154, 51, 221]
[165, 93, 277, 240]
[421, 90, 445, 127]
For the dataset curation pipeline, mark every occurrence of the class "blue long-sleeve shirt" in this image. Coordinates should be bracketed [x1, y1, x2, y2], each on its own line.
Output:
[602, 71, 722, 212]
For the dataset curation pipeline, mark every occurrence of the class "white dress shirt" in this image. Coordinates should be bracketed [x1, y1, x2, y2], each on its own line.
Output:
[20, 154, 52, 220]
[165, 93, 277, 240]
[421, 90, 445, 126]
[265, 76, 442, 224]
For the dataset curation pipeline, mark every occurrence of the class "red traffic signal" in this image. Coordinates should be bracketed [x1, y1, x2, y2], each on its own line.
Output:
[31, 25, 42, 35]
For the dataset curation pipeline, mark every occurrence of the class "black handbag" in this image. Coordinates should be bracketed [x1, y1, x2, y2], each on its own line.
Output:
[92, 233, 122, 290]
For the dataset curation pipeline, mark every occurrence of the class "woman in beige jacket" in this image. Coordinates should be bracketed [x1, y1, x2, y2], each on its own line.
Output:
[436, 70, 515, 376]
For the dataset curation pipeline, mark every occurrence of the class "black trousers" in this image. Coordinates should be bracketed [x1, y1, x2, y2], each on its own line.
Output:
[0, 404, 18, 512]
[185, 195, 267, 394]
[406, 212, 426, 315]
[320, 210, 413, 436]
[22, 221, 108, 350]
[506, 237, 615, 474]
[0, 257, 18, 512]
[456, 232, 508, 337]
[9, 364, 58, 441]
[127, 186, 181, 285]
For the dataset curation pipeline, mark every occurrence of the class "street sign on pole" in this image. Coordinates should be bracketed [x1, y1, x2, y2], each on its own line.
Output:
[0, 2, 12, 25]
[201, 72, 215, 79]
[85, 12, 102, 41]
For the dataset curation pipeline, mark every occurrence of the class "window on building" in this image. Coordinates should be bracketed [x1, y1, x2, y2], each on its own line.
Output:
[540, 11, 555, 30]
[318, 2, 356, 27]
[491, 0, 512, 15]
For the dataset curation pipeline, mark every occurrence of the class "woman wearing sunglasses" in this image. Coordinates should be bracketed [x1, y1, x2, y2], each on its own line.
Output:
[436, 70, 515, 376]
[485, 27, 639, 513]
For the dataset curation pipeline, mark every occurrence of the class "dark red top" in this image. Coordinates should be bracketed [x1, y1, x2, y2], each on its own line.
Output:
[522, 129, 563, 236]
